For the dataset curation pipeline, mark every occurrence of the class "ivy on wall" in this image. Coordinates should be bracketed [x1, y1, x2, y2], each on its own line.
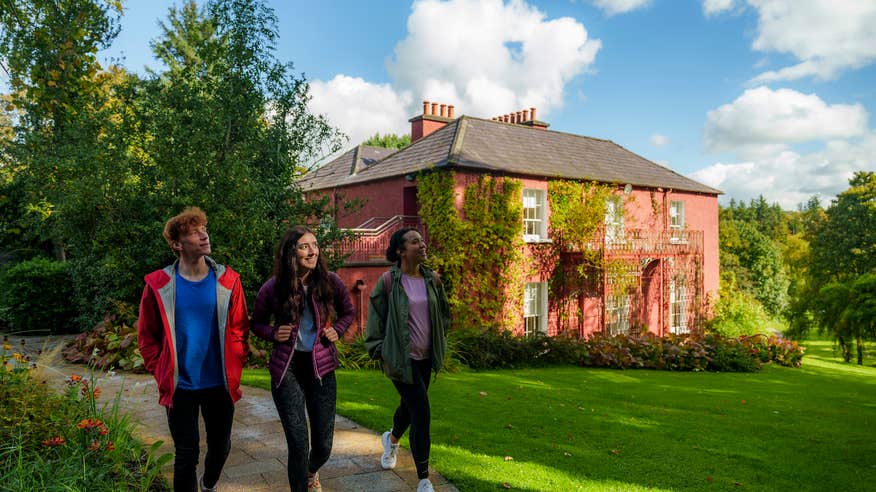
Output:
[547, 180, 640, 331]
[418, 171, 524, 331]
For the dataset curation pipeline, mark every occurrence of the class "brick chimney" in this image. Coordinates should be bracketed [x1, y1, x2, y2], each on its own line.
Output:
[493, 106, 549, 130]
[410, 100, 455, 142]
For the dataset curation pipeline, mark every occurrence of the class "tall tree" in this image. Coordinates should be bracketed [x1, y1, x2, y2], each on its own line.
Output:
[137, 0, 346, 297]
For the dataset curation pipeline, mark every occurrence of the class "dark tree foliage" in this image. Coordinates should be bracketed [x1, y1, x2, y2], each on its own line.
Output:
[0, 0, 348, 329]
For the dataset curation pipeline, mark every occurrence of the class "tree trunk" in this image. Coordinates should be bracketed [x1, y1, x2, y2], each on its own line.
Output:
[857, 337, 864, 365]
[839, 336, 851, 362]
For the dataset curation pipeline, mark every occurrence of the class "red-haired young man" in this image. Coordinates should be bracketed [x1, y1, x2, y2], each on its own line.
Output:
[137, 207, 249, 492]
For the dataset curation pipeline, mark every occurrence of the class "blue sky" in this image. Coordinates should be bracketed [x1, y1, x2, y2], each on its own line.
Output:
[103, 0, 876, 209]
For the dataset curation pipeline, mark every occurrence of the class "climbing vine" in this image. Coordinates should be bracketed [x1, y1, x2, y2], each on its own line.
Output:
[547, 180, 638, 329]
[418, 171, 524, 330]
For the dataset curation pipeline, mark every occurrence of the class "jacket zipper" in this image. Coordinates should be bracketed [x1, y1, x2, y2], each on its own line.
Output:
[312, 296, 323, 386]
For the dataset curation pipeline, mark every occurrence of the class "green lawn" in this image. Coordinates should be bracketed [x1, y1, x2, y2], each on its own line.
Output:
[242, 342, 876, 491]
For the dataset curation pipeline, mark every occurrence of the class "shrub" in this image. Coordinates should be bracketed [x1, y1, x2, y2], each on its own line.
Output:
[62, 302, 145, 372]
[0, 352, 170, 490]
[336, 334, 382, 371]
[0, 258, 77, 334]
[706, 289, 775, 338]
[451, 328, 803, 372]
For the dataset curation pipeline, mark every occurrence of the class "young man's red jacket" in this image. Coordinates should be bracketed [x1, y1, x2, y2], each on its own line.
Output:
[137, 257, 249, 407]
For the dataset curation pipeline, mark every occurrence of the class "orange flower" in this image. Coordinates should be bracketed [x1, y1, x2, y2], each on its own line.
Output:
[92, 388, 101, 399]
[99, 427, 109, 436]
[77, 418, 104, 430]
[88, 440, 100, 451]
[41, 436, 66, 447]
[105, 441, 115, 451]
[69, 374, 82, 383]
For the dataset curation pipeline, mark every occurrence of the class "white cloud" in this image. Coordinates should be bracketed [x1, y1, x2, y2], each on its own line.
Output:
[702, 0, 737, 17]
[307, 0, 600, 156]
[704, 86, 868, 156]
[695, 87, 876, 208]
[650, 133, 669, 147]
[590, 0, 652, 16]
[308, 75, 413, 150]
[388, 0, 601, 118]
[692, 133, 876, 208]
[737, 0, 876, 82]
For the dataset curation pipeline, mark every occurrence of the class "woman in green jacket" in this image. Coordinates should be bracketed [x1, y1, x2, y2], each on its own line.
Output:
[365, 228, 450, 492]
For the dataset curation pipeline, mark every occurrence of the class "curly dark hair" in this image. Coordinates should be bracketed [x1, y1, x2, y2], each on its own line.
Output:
[272, 226, 334, 325]
[385, 227, 420, 264]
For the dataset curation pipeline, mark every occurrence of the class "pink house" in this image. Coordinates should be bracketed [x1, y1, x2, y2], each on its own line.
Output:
[300, 101, 721, 337]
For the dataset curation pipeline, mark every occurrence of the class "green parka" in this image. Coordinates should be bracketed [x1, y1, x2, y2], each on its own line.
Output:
[364, 264, 451, 384]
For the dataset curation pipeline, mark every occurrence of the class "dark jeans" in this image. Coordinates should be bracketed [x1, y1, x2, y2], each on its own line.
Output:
[391, 358, 432, 480]
[272, 351, 337, 492]
[166, 386, 234, 492]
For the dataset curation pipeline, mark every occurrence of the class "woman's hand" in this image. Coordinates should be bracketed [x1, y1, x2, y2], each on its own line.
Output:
[323, 326, 339, 343]
[275, 324, 292, 342]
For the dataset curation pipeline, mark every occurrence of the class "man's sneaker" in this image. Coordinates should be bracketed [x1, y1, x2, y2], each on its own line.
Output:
[308, 472, 322, 492]
[417, 478, 434, 492]
[381, 431, 399, 469]
[199, 475, 217, 492]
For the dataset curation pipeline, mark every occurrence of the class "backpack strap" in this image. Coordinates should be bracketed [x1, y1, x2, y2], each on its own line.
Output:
[382, 270, 393, 300]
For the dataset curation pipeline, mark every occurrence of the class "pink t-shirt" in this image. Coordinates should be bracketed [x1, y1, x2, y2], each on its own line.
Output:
[401, 273, 432, 360]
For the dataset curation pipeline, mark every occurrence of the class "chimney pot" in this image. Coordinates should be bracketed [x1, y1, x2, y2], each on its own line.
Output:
[523, 109, 530, 121]
[439, 104, 446, 117]
[516, 111, 522, 123]
[503, 115, 509, 123]
[448, 105, 454, 118]
[530, 107, 537, 120]
[431, 102, 438, 115]
[423, 101, 430, 115]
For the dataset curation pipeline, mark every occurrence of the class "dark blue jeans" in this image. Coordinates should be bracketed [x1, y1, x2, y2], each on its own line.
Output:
[272, 351, 337, 492]
[391, 358, 432, 480]
[166, 386, 234, 491]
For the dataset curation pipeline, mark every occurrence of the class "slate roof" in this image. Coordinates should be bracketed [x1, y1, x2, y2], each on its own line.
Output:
[299, 116, 721, 195]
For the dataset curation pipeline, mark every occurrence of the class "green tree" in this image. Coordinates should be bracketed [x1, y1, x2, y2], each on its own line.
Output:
[135, 0, 346, 300]
[810, 172, 876, 282]
[806, 172, 876, 361]
[363, 132, 410, 149]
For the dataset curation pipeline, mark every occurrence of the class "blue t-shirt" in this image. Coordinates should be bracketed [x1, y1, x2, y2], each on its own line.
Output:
[295, 287, 317, 352]
[174, 269, 224, 390]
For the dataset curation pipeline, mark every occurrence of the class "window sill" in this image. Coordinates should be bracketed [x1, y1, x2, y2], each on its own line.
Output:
[523, 237, 553, 244]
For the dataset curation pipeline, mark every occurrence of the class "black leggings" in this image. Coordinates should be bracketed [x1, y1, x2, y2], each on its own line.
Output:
[391, 358, 432, 480]
[166, 386, 234, 492]
[272, 351, 337, 492]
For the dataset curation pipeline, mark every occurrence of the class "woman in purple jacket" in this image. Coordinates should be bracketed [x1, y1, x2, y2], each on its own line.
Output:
[251, 226, 355, 492]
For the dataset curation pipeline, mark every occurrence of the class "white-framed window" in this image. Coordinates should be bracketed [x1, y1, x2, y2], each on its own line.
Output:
[670, 276, 688, 334]
[605, 196, 625, 245]
[669, 200, 686, 243]
[523, 188, 547, 242]
[523, 282, 548, 336]
[605, 294, 630, 335]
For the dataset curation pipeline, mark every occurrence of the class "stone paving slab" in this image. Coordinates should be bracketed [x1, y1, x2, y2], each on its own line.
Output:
[13, 334, 458, 492]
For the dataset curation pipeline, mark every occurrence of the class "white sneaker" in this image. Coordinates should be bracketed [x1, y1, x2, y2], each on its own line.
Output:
[417, 478, 434, 492]
[381, 430, 399, 469]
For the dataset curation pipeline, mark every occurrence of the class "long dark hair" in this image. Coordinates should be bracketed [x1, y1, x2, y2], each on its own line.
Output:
[272, 226, 334, 324]
[386, 227, 419, 264]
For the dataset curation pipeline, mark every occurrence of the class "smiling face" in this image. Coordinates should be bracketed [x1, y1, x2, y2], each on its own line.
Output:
[173, 224, 210, 260]
[398, 229, 427, 266]
[294, 232, 320, 274]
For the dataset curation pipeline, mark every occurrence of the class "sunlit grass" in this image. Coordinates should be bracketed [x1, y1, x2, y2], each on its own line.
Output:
[242, 340, 876, 491]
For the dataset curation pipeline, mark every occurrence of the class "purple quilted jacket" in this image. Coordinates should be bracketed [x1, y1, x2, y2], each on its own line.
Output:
[250, 273, 355, 386]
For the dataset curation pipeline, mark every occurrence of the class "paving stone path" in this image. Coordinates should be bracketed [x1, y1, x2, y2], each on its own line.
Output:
[15, 335, 458, 492]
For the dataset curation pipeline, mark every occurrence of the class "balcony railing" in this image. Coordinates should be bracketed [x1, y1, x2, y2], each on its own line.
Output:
[574, 228, 703, 255]
[339, 215, 424, 264]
